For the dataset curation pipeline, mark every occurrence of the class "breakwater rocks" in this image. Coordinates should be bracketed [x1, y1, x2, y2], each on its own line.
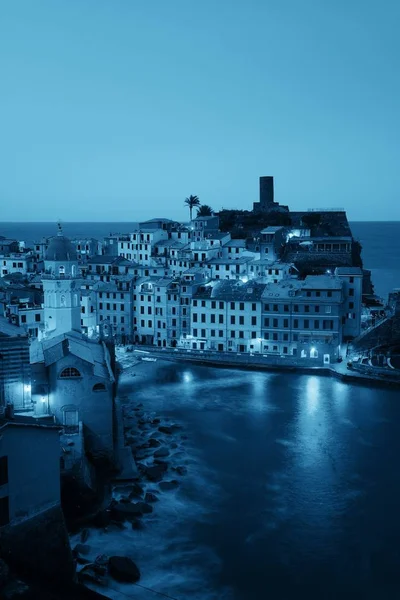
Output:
[72, 398, 190, 592]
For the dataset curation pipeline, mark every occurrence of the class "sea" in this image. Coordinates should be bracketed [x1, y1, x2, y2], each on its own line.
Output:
[0, 221, 399, 300]
[3, 220, 400, 599]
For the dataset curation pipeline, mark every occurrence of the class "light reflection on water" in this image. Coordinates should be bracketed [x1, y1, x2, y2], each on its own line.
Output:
[117, 361, 400, 599]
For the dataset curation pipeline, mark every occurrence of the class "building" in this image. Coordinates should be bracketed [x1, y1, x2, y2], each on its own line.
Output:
[40, 227, 81, 340]
[253, 176, 289, 213]
[0, 420, 60, 528]
[183, 280, 266, 352]
[191, 215, 220, 240]
[30, 331, 116, 463]
[335, 267, 363, 339]
[261, 276, 343, 362]
[0, 318, 31, 411]
[92, 276, 134, 343]
[1, 253, 35, 277]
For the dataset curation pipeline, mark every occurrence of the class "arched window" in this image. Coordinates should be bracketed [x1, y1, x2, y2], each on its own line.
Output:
[59, 265, 65, 276]
[59, 367, 81, 379]
[92, 382, 106, 392]
[71, 265, 76, 277]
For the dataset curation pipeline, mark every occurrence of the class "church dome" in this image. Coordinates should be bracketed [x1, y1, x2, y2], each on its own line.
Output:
[45, 235, 77, 262]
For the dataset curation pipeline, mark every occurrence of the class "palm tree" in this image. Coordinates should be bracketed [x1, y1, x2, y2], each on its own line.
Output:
[197, 204, 214, 217]
[184, 195, 200, 221]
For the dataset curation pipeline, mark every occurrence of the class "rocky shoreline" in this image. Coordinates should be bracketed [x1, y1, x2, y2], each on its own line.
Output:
[70, 371, 190, 593]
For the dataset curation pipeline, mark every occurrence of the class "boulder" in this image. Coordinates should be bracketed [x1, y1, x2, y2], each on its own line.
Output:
[148, 437, 161, 448]
[159, 480, 180, 491]
[134, 501, 153, 514]
[109, 556, 141, 583]
[80, 528, 90, 543]
[153, 459, 169, 470]
[74, 544, 91, 556]
[112, 503, 143, 519]
[152, 418, 161, 425]
[128, 482, 144, 498]
[173, 465, 188, 476]
[144, 492, 159, 503]
[132, 519, 144, 530]
[170, 442, 178, 449]
[154, 447, 169, 458]
[158, 426, 173, 435]
[145, 465, 166, 481]
[92, 510, 111, 528]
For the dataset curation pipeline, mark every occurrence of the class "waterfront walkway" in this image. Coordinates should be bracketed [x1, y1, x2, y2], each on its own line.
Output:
[121, 346, 400, 389]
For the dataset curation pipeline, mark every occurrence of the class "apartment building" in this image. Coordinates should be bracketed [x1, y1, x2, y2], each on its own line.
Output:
[335, 266, 363, 339]
[261, 276, 343, 362]
[93, 277, 133, 343]
[184, 280, 266, 352]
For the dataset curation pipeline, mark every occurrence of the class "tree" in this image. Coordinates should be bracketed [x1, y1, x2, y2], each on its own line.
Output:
[184, 195, 200, 220]
[197, 204, 214, 217]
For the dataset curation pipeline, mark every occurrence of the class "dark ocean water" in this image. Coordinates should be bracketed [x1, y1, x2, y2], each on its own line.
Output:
[112, 363, 400, 600]
[1, 221, 399, 300]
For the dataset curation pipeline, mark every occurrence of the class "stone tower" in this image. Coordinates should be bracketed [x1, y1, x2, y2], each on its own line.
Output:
[40, 224, 81, 340]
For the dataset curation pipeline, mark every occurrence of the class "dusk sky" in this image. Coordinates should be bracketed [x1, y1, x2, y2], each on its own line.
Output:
[1, 0, 399, 222]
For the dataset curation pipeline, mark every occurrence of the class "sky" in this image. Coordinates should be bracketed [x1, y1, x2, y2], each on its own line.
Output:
[0, 0, 399, 222]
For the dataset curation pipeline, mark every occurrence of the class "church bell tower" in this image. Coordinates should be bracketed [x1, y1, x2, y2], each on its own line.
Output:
[40, 224, 81, 340]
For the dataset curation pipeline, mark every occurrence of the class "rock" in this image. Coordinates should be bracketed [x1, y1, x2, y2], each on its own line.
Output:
[173, 465, 188, 476]
[120, 496, 131, 504]
[159, 480, 180, 491]
[134, 501, 153, 514]
[170, 442, 178, 449]
[109, 556, 141, 583]
[128, 482, 144, 499]
[151, 418, 161, 425]
[74, 544, 91, 556]
[144, 492, 159, 503]
[80, 528, 90, 543]
[154, 458, 168, 473]
[76, 556, 91, 565]
[145, 465, 166, 482]
[148, 437, 161, 448]
[112, 503, 143, 519]
[132, 519, 144, 530]
[137, 403, 144, 408]
[154, 447, 169, 458]
[158, 426, 173, 435]
[136, 462, 147, 474]
[135, 449, 150, 460]
[181, 434, 188, 440]
[95, 554, 109, 567]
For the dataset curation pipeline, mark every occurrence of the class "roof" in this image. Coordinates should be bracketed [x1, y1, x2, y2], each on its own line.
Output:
[30, 331, 115, 382]
[260, 226, 284, 234]
[223, 239, 247, 248]
[194, 280, 267, 301]
[0, 315, 27, 337]
[207, 256, 254, 265]
[302, 275, 343, 290]
[45, 234, 77, 261]
[335, 267, 363, 276]
[193, 216, 217, 221]
[87, 255, 129, 265]
[141, 218, 175, 224]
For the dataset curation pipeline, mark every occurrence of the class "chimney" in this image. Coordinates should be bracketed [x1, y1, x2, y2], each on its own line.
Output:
[260, 176, 274, 208]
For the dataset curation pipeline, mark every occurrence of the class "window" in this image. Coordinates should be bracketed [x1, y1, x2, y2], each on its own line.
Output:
[273, 304, 278, 312]
[272, 332, 278, 341]
[349, 302, 354, 309]
[316, 291, 321, 297]
[193, 328, 198, 336]
[240, 302, 244, 310]
[239, 316, 244, 325]
[201, 314, 206, 323]
[350, 277, 354, 284]
[230, 302, 235, 310]
[284, 305, 289, 312]
[349, 288, 354, 297]
[59, 367, 81, 378]
[93, 382, 106, 392]
[304, 319, 309, 328]
[273, 318, 278, 327]
[251, 316, 257, 326]
[305, 305, 310, 313]
[325, 306, 332, 314]
[211, 301, 216, 309]
[121, 304, 125, 311]
[306, 291, 311, 297]
[21, 315, 26, 323]
[201, 329, 206, 337]
[211, 314, 216, 323]
[193, 313, 198, 322]
[35, 313, 41, 322]
[99, 302, 103, 310]
[315, 320, 320, 329]
[293, 319, 298, 328]
[283, 318, 289, 328]
[231, 315, 236, 325]
[327, 291, 332, 297]
[315, 306, 320, 313]
[294, 305, 299, 312]
[219, 301, 224, 309]
[0, 456, 8, 486]
[211, 330, 216, 337]
[252, 303, 256, 311]
[219, 315, 224, 324]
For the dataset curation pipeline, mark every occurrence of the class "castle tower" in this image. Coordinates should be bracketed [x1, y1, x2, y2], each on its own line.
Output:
[40, 224, 81, 340]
